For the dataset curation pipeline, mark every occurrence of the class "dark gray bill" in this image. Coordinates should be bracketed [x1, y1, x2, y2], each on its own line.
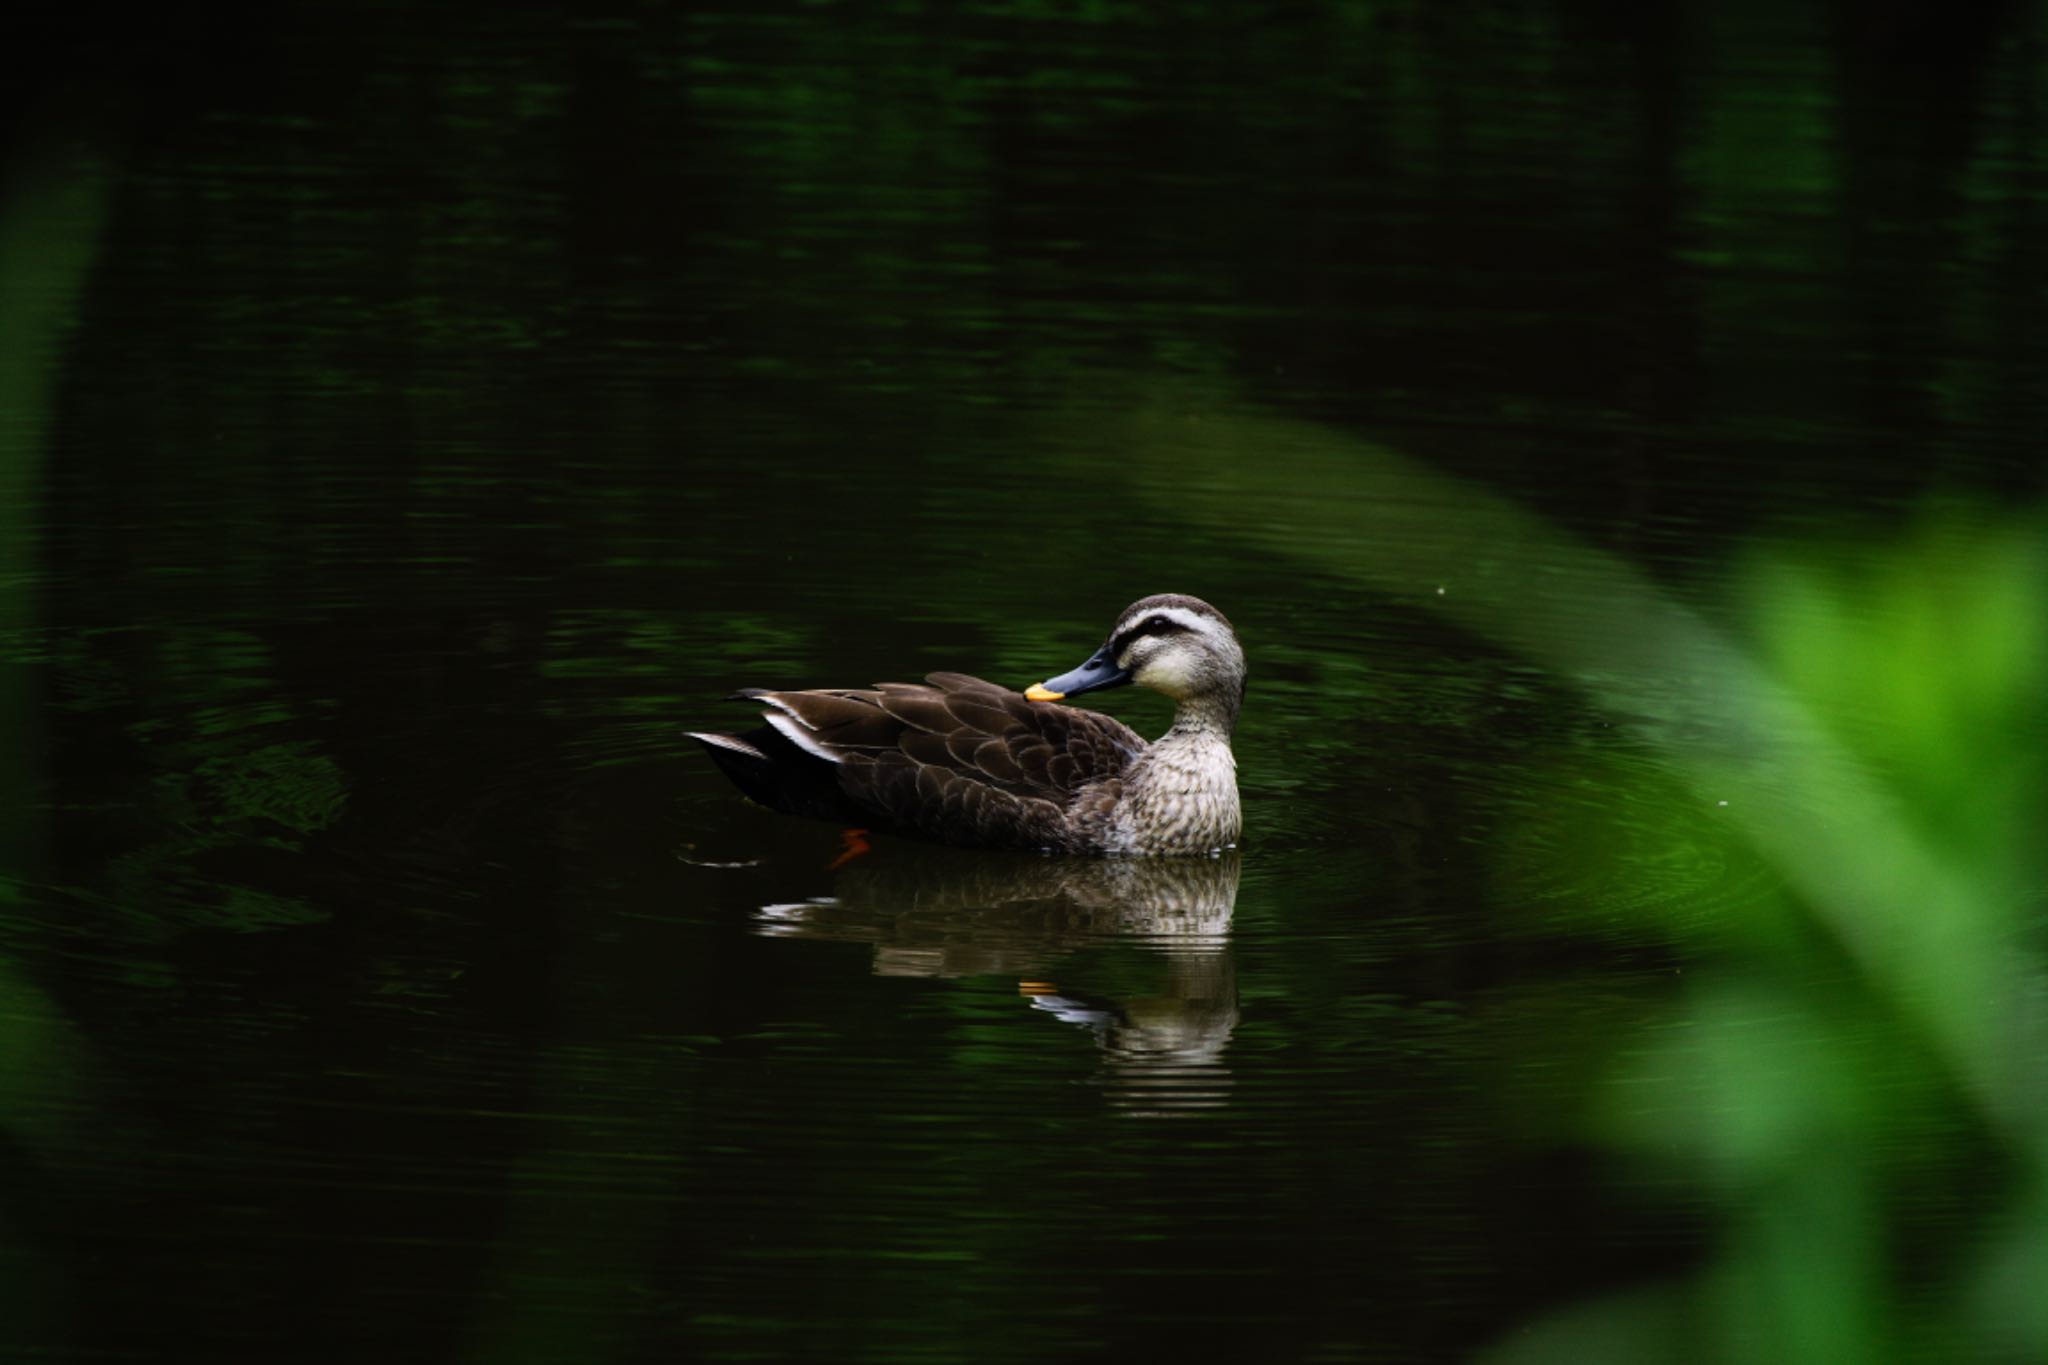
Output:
[1024, 646, 1132, 702]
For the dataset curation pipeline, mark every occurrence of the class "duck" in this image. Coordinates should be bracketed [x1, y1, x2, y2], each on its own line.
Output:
[687, 594, 1245, 855]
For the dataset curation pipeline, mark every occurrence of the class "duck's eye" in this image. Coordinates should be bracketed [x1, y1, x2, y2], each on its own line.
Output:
[1114, 615, 1181, 654]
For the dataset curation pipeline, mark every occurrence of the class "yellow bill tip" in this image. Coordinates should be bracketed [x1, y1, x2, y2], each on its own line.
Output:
[1024, 683, 1064, 702]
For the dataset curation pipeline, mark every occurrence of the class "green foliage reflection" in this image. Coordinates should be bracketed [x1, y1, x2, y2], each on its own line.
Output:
[1130, 406, 2045, 1363]
[1519, 509, 2048, 1365]
[0, 126, 112, 1358]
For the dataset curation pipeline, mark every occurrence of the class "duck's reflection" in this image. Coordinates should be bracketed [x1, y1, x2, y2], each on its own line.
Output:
[753, 849, 1239, 1115]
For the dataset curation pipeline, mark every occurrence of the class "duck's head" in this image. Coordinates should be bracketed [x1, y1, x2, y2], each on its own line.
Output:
[1026, 594, 1246, 715]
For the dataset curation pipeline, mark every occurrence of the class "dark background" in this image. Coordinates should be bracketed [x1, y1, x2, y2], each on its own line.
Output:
[2, 2, 2044, 1362]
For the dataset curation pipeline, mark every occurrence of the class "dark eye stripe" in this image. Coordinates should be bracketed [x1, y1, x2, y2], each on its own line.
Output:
[1112, 615, 1185, 654]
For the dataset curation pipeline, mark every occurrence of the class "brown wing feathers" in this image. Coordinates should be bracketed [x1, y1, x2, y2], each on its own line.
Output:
[694, 673, 1143, 850]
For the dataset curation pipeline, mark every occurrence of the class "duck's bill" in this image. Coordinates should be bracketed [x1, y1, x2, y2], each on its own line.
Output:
[1024, 648, 1131, 702]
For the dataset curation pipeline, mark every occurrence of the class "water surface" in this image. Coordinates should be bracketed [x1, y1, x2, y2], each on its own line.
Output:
[5, 3, 2045, 1361]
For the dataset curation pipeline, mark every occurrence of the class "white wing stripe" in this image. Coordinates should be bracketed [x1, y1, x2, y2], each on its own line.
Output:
[764, 711, 844, 764]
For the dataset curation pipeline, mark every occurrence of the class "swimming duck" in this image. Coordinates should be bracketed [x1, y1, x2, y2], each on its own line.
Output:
[687, 594, 1244, 855]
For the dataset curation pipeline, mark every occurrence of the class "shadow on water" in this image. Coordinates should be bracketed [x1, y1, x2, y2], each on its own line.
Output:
[751, 848, 1241, 1116]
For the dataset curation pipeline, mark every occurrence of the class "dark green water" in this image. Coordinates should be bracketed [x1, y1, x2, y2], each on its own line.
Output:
[5, 3, 2046, 1362]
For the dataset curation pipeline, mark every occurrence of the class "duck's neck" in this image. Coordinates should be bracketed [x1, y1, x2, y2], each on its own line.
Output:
[1113, 690, 1241, 855]
[1165, 688, 1240, 741]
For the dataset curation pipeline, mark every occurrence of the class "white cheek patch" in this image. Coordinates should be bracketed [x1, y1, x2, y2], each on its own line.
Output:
[1109, 604, 1240, 701]
[1134, 648, 1200, 693]
[764, 710, 844, 764]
